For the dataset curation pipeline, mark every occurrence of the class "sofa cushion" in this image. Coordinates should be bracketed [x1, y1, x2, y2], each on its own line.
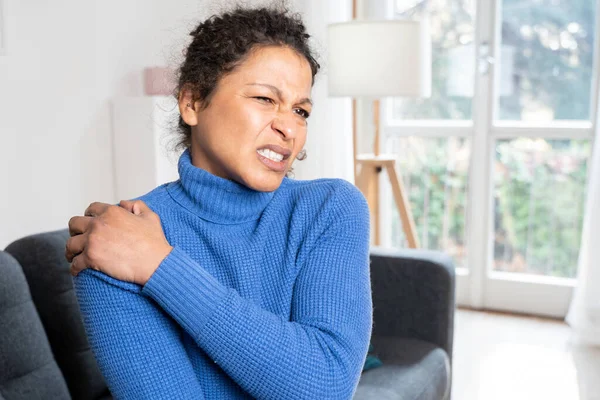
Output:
[5, 230, 110, 400]
[354, 337, 450, 400]
[0, 251, 70, 400]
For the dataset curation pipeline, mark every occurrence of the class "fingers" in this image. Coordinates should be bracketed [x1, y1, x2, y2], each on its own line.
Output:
[119, 200, 151, 216]
[84, 202, 112, 217]
[70, 253, 88, 277]
[119, 200, 136, 213]
[68, 215, 93, 237]
[65, 233, 87, 263]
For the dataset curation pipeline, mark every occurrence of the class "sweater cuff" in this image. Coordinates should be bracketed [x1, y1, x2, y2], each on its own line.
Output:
[141, 246, 229, 338]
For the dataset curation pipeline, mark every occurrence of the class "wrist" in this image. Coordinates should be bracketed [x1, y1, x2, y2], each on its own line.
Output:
[142, 244, 174, 286]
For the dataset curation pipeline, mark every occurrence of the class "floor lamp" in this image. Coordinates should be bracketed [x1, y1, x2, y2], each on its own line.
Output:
[327, 19, 431, 248]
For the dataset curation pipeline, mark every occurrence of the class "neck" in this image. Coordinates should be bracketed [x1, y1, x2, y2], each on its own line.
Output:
[167, 149, 287, 224]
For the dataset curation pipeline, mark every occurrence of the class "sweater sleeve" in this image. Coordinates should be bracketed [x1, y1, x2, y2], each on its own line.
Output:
[141, 183, 373, 400]
[73, 269, 206, 400]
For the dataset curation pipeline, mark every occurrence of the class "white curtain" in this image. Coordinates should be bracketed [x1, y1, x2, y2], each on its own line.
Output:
[566, 130, 600, 346]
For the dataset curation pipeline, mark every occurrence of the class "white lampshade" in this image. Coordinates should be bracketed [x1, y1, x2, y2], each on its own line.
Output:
[327, 19, 432, 98]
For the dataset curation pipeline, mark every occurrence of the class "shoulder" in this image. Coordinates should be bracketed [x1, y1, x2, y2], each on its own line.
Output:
[124, 182, 174, 214]
[279, 178, 370, 254]
[286, 178, 370, 269]
[75, 184, 176, 296]
[281, 177, 369, 222]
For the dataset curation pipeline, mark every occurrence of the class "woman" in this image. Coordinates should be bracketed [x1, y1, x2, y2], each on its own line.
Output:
[65, 4, 372, 399]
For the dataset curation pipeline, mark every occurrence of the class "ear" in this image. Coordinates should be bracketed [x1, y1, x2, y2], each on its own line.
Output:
[178, 85, 200, 127]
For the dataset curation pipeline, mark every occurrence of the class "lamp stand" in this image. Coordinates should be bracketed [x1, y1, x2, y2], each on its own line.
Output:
[354, 100, 420, 248]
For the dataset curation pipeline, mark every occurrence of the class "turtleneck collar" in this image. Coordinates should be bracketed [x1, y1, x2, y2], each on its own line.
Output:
[167, 148, 288, 225]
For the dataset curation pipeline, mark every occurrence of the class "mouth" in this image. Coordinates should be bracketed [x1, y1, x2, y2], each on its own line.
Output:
[256, 144, 293, 173]
[256, 150, 288, 172]
[256, 144, 292, 161]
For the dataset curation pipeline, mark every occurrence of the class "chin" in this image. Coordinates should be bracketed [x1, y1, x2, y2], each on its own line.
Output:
[242, 173, 284, 192]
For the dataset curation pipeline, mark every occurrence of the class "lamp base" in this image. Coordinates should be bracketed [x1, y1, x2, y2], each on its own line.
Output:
[355, 153, 420, 248]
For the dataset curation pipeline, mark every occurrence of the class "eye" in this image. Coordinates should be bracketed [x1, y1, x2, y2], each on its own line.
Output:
[254, 96, 274, 104]
[294, 108, 310, 119]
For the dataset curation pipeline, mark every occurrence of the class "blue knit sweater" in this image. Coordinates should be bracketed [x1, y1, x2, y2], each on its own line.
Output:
[73, 149, 373, 399]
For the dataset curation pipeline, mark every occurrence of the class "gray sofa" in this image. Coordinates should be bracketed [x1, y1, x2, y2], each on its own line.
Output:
[1, 229, 454, 400]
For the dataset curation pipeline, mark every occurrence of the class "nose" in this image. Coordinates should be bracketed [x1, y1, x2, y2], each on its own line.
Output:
[271, 112, 296, 139]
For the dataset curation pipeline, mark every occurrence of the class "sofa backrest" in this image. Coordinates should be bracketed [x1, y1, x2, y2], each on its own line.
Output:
[5, 230, 110, 400]
[0, 250, 71, 400]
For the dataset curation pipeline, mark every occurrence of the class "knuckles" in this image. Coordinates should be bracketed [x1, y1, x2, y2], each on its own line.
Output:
[86, 202, 99, 214]
[89, 217, 102, 231]
[90, 205, 119, 227]
[85, 238, 100, 264]
[105, 204, 119, 217]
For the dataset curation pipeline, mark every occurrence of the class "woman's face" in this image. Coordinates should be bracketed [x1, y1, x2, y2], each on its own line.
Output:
[179, 45, 313, 192]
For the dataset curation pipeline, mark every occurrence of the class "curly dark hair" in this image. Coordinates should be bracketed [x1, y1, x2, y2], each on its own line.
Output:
[173, 1, 319, 178]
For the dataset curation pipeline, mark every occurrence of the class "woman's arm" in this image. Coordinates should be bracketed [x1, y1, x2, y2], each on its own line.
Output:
[141, 182, 373, 400]
[74, 269, 206, 400]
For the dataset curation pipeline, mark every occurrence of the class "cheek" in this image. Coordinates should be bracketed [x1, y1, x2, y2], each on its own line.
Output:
[201, 103, 263, 147]
[234, 104, 272, 141]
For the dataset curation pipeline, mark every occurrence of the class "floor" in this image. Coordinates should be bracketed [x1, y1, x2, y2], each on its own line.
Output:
[452, 308, 600, 400]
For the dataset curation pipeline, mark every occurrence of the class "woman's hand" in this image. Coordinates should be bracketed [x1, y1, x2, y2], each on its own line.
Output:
[65, 200, 173, 285]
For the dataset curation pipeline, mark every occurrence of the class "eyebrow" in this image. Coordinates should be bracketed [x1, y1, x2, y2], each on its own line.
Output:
[246, 83, 313, 106]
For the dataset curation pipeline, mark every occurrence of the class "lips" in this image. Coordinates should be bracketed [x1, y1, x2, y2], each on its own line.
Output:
[256, 144, 292, 160]
[256, 150, 287, 172]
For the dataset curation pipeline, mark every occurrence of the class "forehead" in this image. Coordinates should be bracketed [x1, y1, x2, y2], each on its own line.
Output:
[226, 46, 313, 95]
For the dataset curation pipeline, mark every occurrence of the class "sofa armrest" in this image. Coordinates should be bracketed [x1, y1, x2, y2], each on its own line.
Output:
[369, 246, 456, 362]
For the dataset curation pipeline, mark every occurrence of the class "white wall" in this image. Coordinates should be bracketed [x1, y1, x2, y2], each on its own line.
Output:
[0, 0, 212, 249]
[0, 0, 352, 249]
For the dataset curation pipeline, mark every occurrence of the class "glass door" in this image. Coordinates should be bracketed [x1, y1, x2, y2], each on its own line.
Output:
[379, 0, 598, 317]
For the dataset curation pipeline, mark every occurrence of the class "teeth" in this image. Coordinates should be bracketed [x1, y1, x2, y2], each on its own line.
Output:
[258, 149, 284, 162]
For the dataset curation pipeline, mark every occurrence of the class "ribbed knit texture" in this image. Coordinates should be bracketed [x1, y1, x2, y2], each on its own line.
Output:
[73, 148, 373, 400]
